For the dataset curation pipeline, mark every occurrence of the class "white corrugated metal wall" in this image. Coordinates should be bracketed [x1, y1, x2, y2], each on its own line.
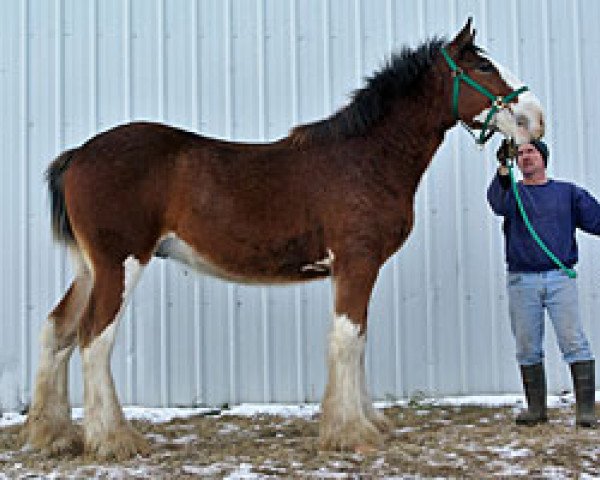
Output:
[1, 0, 600, 411]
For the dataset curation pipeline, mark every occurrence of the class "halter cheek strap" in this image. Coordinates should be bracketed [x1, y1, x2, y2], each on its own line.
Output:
[440, 47, 529, 145]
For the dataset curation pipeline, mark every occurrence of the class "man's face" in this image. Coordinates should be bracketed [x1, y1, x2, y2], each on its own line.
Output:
[517, 143, 545, 177]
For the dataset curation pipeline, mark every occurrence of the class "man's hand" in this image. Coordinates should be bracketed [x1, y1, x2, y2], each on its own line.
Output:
[496, 139, 511, 167]
[496, 139, 517, 176]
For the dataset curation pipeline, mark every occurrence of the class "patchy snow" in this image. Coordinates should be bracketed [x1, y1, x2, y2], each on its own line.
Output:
[489, 444, 532, 459]
[1, 393, 599, 478]
[182, 463, 225, 476]
[222, 403, 320, 419]
[219, 423, 242, 436]
[1, 393, 592, 428]
[0, 411, 27, 428]
[224, 462, 260, 479]
[171, 434, 198, 445]
[144, 432, 168, 444]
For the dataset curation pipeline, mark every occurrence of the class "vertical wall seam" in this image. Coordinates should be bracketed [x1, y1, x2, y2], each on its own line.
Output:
[289, 0, 304, 402]
[257, 0, 266, 140]
[123, 0, 132, 120]
[191, 0, 205, 403]
[385, 0, 394, 53]
[54, 0, 65, 301]
[122, 0, 136, 404]
[510, 0, 520, 77]
[540, 1, 553, 142]
[481, 0, 500, 393]
[290, 0, 299, 126]
[89, 0, 98, 132]
[257, 0, 271, 403]
[157, 0, 169, 407]
[354, 0, 362, 87]
[571, 3, 586, 197]
[118, 0, 136, 405]
[322, 0, 331, 115]
[224, 0, 233, 137]
[190, 0, 204, 407]
[571, 1, 590, 335]
[294, 286, 304, 402]
[385, 0, 402, 396]
[224, 0, 237, 405]
[418, 1, 435, 395]
[540, 0, 560, 385]
[116, 0, 136, 404]
[449, 0, 467, 395]
[20, 0, 31, 406]
[194, 278, 204, 405]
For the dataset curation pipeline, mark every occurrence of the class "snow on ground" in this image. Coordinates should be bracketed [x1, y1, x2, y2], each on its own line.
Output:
[0, 392, 583, 428]
[1, 393, 598, 478]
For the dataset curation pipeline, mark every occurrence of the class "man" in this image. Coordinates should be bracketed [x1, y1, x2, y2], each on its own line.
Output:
[487, 139, 599, 427]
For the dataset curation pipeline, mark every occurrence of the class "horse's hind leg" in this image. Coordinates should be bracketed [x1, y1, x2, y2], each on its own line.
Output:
[79, 255, 149, 460]
[22, 255, 91, 455]
[320, 257, 389, 452]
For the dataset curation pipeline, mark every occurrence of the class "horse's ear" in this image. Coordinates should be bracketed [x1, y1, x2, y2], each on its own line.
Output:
[448, 17, 474, 53]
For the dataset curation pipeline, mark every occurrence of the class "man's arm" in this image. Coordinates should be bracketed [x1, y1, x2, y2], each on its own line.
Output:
[487, 170, 511, 216]
[487, 141, 513, 216]
[574, 185, 600, 235]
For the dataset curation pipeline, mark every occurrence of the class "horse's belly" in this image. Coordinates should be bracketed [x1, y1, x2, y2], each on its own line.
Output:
[154, 233, 235, 280]
[154, 233, 329, 284]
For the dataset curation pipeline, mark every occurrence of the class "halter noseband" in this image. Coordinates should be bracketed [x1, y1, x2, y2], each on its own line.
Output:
[440, 47, 529, 145]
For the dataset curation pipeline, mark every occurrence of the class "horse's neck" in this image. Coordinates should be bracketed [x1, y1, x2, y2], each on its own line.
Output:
[368, 83, 452, 195]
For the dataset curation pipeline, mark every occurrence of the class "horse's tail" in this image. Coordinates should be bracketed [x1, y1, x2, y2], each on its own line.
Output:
[46, 149, 77, 246]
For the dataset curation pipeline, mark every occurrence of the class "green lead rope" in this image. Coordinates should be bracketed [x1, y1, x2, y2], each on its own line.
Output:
[507, 160, 577, 279]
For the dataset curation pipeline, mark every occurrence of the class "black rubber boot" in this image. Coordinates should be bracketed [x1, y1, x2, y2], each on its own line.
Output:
[570, 360, 597, 428]
[516, 363, 548, 426]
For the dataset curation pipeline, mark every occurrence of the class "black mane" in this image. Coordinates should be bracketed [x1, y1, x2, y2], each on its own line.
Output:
[291, 37, 446, 145]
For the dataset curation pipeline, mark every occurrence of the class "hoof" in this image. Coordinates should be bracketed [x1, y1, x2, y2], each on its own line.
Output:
[21, 417, 83, 456]
[319, 416, 382, 452]
[86, 423, 151, 461]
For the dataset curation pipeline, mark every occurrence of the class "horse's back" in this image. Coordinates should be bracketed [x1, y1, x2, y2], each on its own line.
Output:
[57, 121, 331, 281]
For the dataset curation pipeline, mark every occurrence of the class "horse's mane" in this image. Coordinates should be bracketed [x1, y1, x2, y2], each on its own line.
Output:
[290, 37, 446, 146]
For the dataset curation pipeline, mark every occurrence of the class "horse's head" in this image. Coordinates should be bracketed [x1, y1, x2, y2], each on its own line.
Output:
[441, 18, 545, 145]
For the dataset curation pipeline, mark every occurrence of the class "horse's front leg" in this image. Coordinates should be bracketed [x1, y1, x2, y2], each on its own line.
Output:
[319, 256, 389, 451]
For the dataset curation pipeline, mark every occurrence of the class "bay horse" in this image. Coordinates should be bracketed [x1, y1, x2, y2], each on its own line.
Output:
[22, 19, 544, 459]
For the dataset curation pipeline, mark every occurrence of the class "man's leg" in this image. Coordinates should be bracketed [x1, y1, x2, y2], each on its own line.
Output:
[545, 271, 596, 427]
[507, 272, 548, 425]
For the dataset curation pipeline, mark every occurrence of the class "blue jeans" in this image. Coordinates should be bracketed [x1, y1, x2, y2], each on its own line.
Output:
[507, 269, 594, 366]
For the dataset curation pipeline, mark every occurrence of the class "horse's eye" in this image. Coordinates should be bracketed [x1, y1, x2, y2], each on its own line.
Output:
[477, 61, 495, 73]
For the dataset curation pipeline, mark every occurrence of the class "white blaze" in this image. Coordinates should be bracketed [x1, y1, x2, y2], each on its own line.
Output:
[474, 53, 545, 144]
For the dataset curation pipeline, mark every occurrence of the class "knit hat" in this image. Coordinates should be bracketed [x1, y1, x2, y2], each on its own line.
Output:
[530, 139, 549, 167]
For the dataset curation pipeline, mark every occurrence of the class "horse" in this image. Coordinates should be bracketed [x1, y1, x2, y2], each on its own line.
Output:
[22, 19, 544, 459]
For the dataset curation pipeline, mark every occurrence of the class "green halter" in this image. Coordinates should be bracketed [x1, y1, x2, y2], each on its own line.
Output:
[440, 47, 529, 145]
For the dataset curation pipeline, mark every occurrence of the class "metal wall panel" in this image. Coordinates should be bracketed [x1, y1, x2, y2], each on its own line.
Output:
[2, 0, 600, 411]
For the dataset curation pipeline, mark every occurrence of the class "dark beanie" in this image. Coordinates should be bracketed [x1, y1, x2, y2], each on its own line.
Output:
[530, 139, 549, 167]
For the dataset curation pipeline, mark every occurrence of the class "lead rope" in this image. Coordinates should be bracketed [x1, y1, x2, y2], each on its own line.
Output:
[506, 155, 577, 279]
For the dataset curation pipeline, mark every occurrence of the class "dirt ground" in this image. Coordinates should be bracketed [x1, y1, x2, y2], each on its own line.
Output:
[1, 400, 599, 478]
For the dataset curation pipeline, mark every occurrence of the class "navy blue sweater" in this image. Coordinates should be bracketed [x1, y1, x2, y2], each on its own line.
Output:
[487, 172, 600, 273]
